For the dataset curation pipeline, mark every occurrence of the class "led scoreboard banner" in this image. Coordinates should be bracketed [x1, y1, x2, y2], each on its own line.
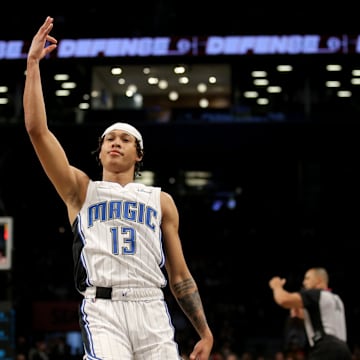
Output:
[0, 218, 12, 271]
[1, 34, 360, 59]
[0, 218, 14, 359]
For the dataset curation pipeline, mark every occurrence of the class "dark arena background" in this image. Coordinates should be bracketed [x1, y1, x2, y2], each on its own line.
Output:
[1, 3, 360, 359]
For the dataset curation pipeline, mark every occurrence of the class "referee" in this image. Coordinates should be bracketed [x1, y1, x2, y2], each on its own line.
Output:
[269, 267, 352, 360]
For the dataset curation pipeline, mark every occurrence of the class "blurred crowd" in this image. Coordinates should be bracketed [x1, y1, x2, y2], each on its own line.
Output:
[14, 330, 360, 360]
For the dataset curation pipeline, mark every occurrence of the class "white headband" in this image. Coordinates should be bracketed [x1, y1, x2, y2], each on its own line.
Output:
[101, 122, 143, 150]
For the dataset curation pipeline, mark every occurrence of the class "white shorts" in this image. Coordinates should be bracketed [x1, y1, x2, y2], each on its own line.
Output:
[79, 287, 182, 359]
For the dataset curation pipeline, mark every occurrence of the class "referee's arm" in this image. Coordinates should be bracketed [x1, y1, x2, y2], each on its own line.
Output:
[269, 276, 303, 309]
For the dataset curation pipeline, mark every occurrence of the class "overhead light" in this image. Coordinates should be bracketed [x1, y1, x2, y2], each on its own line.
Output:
[111, 67, 122, 75]
[325, 81, 341, 88]
[158, 80, 168, 89]
[209, 76, 217, 84]
[251, 70, 267, 77]
[326, 64, 342, 71]
[244, 91, 258, 98]
[78, 103, 90, 109]
[211, 199, 223, 212]
[169, 91, 179, 101]
[174, 65, 186, 74]
[197, 83, 207, 93]
[56, 89, 70, 97]
[184, 171, 212, 187]
[61, 82, 77, 89]
[199, 98, 209, 108]
[147, 77, 159, 85]
[267, 86, 282, 93]
[277, 65, 293, 72]
[178, 76, 189, 84]
[337, 90, 351, 97]
[54, 74, 69, 81]
[257, 98, 269, 105]
[254, 79, 269, 86]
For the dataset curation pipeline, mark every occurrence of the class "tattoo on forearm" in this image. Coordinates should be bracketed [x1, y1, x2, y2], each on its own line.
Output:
[174, 278, 208, 332]
[173, 278, 195, 296]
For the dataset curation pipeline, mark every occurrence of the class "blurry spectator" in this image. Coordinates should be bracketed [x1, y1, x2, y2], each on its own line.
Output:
[225, 353, 240, 360]
[48, 335, 71, 360]
[28, 337, 49, 360]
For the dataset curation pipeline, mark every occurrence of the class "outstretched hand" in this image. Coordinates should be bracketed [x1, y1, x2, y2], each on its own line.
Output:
[27, 16, 57, 61]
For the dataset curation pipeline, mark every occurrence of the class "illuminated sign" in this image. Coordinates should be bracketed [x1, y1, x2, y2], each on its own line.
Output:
[1, 34, 360, 59]
[0, 217, 13, 271]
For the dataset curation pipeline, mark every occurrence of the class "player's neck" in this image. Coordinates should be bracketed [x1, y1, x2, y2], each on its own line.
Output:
[102, 170, 134, 186]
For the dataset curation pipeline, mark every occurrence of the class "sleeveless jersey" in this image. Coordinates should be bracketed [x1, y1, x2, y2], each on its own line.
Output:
[71, 180, 167, 295]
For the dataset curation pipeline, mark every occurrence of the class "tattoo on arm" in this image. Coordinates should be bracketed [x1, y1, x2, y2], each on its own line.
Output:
[174, 278, 208, 333]
[173, 278, 196, 296]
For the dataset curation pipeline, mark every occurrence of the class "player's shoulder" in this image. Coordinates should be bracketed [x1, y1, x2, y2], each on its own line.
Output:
[160, 190, 176, 206]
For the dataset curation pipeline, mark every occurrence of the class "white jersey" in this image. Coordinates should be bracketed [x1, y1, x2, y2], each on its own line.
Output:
[72, 180, 167, 295]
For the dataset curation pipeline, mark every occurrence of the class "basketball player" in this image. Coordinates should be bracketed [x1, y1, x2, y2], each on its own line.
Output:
[269, 267, 352, 360]
[23, 16, 213, 359]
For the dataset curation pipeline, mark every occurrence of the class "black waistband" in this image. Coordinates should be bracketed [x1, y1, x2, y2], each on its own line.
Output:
[95, 287, 112, 299]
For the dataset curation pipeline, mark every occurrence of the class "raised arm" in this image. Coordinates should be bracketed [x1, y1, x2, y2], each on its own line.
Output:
[269, 276, 303, 309]
[23, 16, 88, 222]
[161, 191, 213, 360]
